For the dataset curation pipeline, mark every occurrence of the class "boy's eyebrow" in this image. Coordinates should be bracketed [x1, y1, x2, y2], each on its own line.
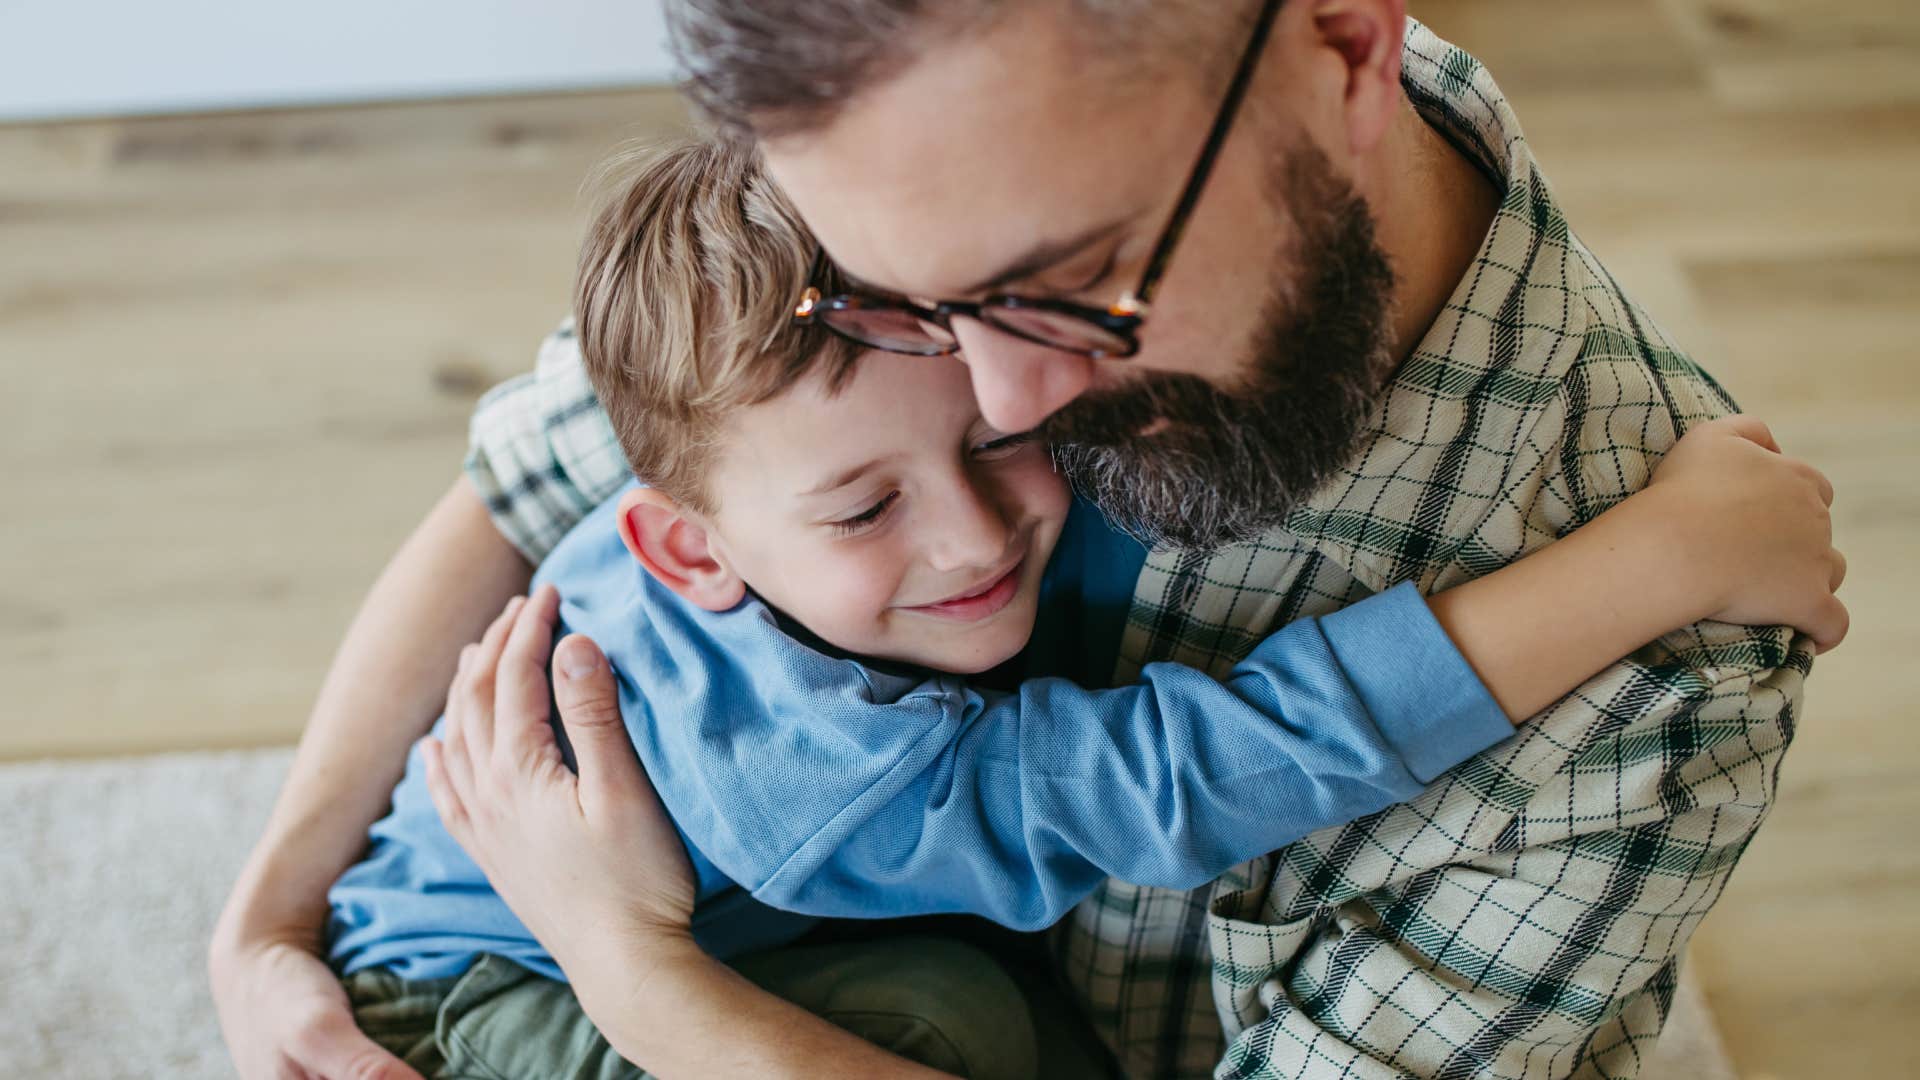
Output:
[801, 456, 892, 497]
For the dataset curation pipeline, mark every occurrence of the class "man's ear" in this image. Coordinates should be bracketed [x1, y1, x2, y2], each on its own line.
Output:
[615, 487, 747, 612]
[1312, 0, 1406, 156]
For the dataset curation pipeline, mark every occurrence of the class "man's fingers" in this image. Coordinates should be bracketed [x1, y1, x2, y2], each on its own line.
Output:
[473, 595, 525, 662]
[441, 645, 477, 759]
[551, 633, 645, 811]
[420, 737, 470, 835]
[429, 729, 481, 827]
[495, 584, 563, 762]
[461, 596, 526, 762]
[1830, 548, 1848, 593]
[289, 1008, 427, 1080]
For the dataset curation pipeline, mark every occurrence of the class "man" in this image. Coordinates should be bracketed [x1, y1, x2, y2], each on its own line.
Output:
[212, 2, 1820, 1077]
[471, 1, 1811, 1073]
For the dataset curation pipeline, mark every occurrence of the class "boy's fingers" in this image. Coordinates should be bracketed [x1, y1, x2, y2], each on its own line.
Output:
[551, 634, 645, 809]
[1830, 549, 1848, 592]
[495, 584, 563, 761]
[1809, 596, 1850, 655]
[1721, 414, 1780, 453]
[1799, 462, 1835, 508]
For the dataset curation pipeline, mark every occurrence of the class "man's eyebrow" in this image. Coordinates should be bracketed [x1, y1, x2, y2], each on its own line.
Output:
[800, 456, 891, 497]
[951, 218, 1131, 297]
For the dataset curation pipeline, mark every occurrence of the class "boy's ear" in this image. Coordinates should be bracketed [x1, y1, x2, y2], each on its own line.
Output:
[615, 487, 746, 613]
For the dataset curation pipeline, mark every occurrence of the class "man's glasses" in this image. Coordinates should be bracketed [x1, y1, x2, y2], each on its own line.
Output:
[792, 0, 1284, 361]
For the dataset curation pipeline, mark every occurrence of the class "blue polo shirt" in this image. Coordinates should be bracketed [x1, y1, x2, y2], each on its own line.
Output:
[328, 490, 1509, 982]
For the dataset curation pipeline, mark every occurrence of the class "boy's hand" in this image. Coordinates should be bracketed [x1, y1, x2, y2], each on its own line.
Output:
[1647, 415, 1849, 652]
[420, 585, 698, 987]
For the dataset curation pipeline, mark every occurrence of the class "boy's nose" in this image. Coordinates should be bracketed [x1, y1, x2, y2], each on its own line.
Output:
[952, 323, 1094, 434]
[923, 476, 1014, 575]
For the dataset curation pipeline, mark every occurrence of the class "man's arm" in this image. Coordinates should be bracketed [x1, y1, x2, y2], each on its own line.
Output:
[580, 935, 955, 1080]
[213, 323, 618, 1079]
[422, 597, 955, 1080]
[462, 322, 633, 562]
[210, 477, 532, 1079]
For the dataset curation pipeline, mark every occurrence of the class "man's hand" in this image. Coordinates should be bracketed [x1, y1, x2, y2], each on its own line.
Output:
[209, 930, 424, 1080]
[420, 585, 697, 985]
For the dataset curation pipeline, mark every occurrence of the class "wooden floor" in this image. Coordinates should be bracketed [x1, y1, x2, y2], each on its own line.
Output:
[1, 2, 1914, 1077]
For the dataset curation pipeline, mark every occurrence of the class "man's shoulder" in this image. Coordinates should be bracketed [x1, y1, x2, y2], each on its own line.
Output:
[1530, 240, 1738, 512]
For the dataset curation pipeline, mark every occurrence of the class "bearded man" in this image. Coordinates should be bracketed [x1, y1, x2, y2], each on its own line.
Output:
[212, 4, 1821, 1077]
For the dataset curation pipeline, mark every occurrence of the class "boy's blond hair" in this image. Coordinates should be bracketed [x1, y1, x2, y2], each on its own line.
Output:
[574, 137, 860, 514]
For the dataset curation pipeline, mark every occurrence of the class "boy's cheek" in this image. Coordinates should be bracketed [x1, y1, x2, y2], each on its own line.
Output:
[784, 546, 908, 643]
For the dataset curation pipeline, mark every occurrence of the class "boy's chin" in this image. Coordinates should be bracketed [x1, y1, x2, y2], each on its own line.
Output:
[920, 623, 1035, 676]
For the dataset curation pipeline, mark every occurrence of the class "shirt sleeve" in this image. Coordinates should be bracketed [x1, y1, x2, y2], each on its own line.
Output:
[464, 321, 630, 563]
[647, 582, 1509, 932]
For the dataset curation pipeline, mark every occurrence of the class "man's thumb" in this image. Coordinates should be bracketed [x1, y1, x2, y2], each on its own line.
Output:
[294, 1010, 426, 1080]
[552, 633, 644, 796]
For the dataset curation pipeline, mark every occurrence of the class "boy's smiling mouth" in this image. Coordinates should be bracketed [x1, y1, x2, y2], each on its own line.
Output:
[905, 556, 1026, 622]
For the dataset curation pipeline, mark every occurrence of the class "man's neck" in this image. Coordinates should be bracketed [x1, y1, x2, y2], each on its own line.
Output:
[1365, 100, 1502, 368]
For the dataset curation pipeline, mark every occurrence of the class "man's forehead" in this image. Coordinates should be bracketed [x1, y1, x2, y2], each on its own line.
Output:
[759, 9, 1204, 295]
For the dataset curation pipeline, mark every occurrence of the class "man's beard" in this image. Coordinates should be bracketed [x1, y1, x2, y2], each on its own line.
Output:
[1044, 142, 1398, 551]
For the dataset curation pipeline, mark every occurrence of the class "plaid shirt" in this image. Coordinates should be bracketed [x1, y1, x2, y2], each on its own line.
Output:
[466, 22, 1808, 1079]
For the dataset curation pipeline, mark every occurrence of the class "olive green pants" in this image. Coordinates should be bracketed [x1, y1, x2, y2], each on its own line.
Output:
[344, 934, 1112, 1079]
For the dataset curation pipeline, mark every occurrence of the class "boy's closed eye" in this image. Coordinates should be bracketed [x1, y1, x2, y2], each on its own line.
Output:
[830, 492, 900, 536]
[824, 430, 1042, 538]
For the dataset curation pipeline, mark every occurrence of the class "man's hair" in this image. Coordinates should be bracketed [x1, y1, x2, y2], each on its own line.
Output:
[666, 0, 1228, 139]
[573, 137, 859, 514]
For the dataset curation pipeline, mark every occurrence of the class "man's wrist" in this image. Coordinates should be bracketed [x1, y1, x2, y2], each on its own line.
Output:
[211, 853, 331, 959]
[564, 927, 710, 1062]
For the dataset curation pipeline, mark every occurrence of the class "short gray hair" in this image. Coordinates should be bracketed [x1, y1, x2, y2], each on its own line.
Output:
[666, 0, 1234, 140]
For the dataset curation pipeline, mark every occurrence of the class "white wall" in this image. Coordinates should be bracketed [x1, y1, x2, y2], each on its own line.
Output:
[0, 0, 678, 122]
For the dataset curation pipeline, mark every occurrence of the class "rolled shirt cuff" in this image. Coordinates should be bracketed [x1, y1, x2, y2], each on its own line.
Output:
[1318, 581, 1513, 784]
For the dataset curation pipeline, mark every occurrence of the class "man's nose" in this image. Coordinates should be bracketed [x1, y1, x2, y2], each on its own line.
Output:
[923, 474, 1013, 574]
[951, 322, 1095, 433]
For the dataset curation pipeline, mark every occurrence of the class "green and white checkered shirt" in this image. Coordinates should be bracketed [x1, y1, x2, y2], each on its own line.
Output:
[465, 22, 1808, 1079]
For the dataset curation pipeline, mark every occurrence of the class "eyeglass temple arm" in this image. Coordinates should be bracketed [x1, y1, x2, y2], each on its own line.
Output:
[1125, 0, 1286, 313]
[794, 245, 829, 318]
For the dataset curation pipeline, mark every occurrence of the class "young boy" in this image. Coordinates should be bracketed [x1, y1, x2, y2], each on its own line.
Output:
[327, 138, 1841, 1079]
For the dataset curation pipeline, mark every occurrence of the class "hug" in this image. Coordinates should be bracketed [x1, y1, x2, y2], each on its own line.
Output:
[212, 3, 1848, 1078]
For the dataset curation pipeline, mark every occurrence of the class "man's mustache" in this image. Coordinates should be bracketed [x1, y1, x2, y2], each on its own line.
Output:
[1041, 372, 1237, 448]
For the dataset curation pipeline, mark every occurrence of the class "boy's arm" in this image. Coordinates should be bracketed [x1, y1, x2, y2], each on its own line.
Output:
[679, 423, 1838, 929]
[1431, 414, 1846, 721]
[210, 478, 533, 1079]
[665, 580, 1507, 929]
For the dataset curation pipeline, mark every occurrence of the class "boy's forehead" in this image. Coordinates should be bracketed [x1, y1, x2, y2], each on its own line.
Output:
[721, 353, 981, 495]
